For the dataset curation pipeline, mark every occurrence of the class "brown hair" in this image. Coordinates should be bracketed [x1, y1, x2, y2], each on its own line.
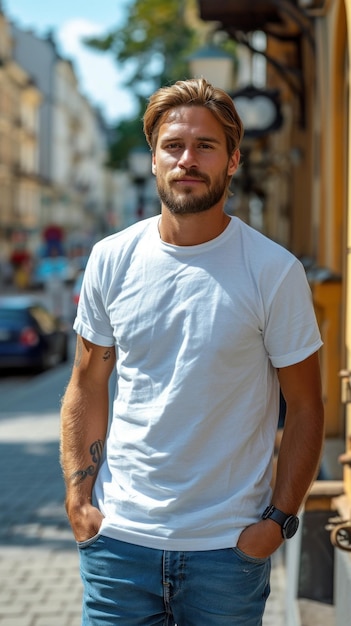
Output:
[143, 77, 244, 156]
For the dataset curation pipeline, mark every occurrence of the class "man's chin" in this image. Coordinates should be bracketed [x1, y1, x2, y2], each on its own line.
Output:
[165, 202, 212, 215]
[158, 183, 226, 215]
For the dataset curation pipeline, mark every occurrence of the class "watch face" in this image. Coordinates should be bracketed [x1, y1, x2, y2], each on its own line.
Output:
[283, 516, 299, 539]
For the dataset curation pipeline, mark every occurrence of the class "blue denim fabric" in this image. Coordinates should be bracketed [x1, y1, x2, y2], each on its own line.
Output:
[78, 535, 271, 625]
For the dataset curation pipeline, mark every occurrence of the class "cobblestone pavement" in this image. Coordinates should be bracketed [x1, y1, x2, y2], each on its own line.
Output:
[0, 398, 287, 625]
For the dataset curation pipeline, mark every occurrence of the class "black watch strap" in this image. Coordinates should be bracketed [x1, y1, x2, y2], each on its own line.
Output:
[262, 505, 288, 526]
[262, 505, 299, 539]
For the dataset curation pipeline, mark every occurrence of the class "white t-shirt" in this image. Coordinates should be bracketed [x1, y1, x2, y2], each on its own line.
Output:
[74, 215, 322, 551]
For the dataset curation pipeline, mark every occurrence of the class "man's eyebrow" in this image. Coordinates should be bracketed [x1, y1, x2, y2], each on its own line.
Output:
[160, 135, 221, 144]
[197, 136, 221, 144]
[159, 135, 182, 143]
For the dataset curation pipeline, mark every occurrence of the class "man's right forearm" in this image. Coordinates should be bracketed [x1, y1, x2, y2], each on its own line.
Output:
[67, 438, 104, 490]
[60, 381, 109, 509]
[60, 336, 115, 539]
[60, 380, 109, 540]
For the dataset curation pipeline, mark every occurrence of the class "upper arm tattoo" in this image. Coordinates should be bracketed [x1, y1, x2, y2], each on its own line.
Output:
[102, 349, 112, 362]
[75, 338, 113, 367]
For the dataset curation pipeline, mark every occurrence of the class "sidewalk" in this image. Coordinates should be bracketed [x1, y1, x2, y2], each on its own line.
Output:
[0, 402, 287, 625]
[0, 407, 81, 626]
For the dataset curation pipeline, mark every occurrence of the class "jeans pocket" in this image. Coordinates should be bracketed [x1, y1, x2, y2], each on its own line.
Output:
[77, 532, 101, 550]
[231, 546, 269, 565]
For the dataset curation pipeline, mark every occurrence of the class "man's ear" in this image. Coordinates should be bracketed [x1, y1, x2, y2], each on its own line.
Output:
[152, 154, 156, 175]
[227, 149, 241, 176]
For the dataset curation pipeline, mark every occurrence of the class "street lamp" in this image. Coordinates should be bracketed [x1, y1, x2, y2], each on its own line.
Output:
[129, 146, 151, 220]
[188, 45, 283, 138]
[188, 44, 236, 91]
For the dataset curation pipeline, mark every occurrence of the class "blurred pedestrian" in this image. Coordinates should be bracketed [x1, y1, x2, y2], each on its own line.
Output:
[10, 248, 32, 289]
[61, 78, 324, 625]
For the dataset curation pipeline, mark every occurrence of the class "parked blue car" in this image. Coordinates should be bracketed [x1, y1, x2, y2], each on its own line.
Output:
[0, 296, 69, 372]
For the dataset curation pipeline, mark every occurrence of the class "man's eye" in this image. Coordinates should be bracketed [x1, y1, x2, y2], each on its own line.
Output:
[199, 143, 213, 150]
[166, 143, 181, 150]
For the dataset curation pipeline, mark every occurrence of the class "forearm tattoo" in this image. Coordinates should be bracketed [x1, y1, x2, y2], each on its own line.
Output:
[103, 349, 111, 361]
[70, 439, 104, 485]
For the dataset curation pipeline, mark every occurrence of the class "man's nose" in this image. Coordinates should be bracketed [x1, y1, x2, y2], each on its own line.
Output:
[178, 147, 198, 169]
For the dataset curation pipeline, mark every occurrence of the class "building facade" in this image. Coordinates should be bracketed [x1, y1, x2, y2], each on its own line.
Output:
[10, 24, 111, 254]
[197, 1, 350, 623]
[0, 8, 130, 274]
[0, 10, 42, 273]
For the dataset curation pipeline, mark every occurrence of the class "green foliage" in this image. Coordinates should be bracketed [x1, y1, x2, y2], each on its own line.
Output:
[86, 0, 198, 97]
[86, 0, 237, 169]
[86, 0, 201, 168]
[106, 114, 146, 170]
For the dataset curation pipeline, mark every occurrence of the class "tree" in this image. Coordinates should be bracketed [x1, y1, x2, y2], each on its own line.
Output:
[85, 0, 201, 168]
[86, 0, 199, 100]
[86, 0, 238, 168]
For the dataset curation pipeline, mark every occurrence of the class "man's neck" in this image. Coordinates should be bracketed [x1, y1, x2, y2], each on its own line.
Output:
[158, 207, 231, 246]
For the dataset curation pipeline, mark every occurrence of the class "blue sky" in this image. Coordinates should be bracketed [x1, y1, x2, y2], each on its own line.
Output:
[4, 0, 136, 123]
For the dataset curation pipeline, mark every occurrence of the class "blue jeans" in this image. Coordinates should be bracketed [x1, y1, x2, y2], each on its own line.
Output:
[78, 534, 271, 625]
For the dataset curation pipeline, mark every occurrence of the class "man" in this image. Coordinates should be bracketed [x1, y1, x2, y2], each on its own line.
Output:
[61, 78, 324, 625]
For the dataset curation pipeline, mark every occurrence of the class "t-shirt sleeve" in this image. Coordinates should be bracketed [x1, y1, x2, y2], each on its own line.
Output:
[73, 246, 115, 347]
[264, 259, 323, 368]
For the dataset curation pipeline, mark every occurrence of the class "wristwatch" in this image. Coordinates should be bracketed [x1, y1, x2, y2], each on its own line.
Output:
[262, 505, 299, 539]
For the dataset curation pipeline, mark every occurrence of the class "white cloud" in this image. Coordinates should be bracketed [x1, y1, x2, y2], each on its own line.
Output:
[57, 18, 136, 123]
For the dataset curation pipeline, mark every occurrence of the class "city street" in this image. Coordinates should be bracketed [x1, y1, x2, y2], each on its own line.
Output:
[0, 353, 287, 626]
[0, 353, 81, 626]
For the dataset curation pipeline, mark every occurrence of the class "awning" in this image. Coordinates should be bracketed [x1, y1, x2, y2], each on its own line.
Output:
[198, 0, 284, 32]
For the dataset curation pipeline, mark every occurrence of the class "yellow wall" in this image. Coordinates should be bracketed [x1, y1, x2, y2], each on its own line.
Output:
[342, 0, 351, 499]
[311, 1, 348, 441]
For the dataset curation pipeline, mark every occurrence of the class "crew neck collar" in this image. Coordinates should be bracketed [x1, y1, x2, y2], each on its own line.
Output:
[156, 216, 235, 254]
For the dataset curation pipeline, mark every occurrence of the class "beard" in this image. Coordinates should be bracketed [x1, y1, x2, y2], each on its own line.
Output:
[156, 168, 229, 215]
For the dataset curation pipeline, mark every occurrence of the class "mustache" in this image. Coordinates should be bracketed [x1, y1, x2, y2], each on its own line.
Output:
[170, 169, 210, 184]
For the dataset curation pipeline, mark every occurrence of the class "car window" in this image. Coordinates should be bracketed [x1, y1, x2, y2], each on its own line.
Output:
[0, 310, 27, 323]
